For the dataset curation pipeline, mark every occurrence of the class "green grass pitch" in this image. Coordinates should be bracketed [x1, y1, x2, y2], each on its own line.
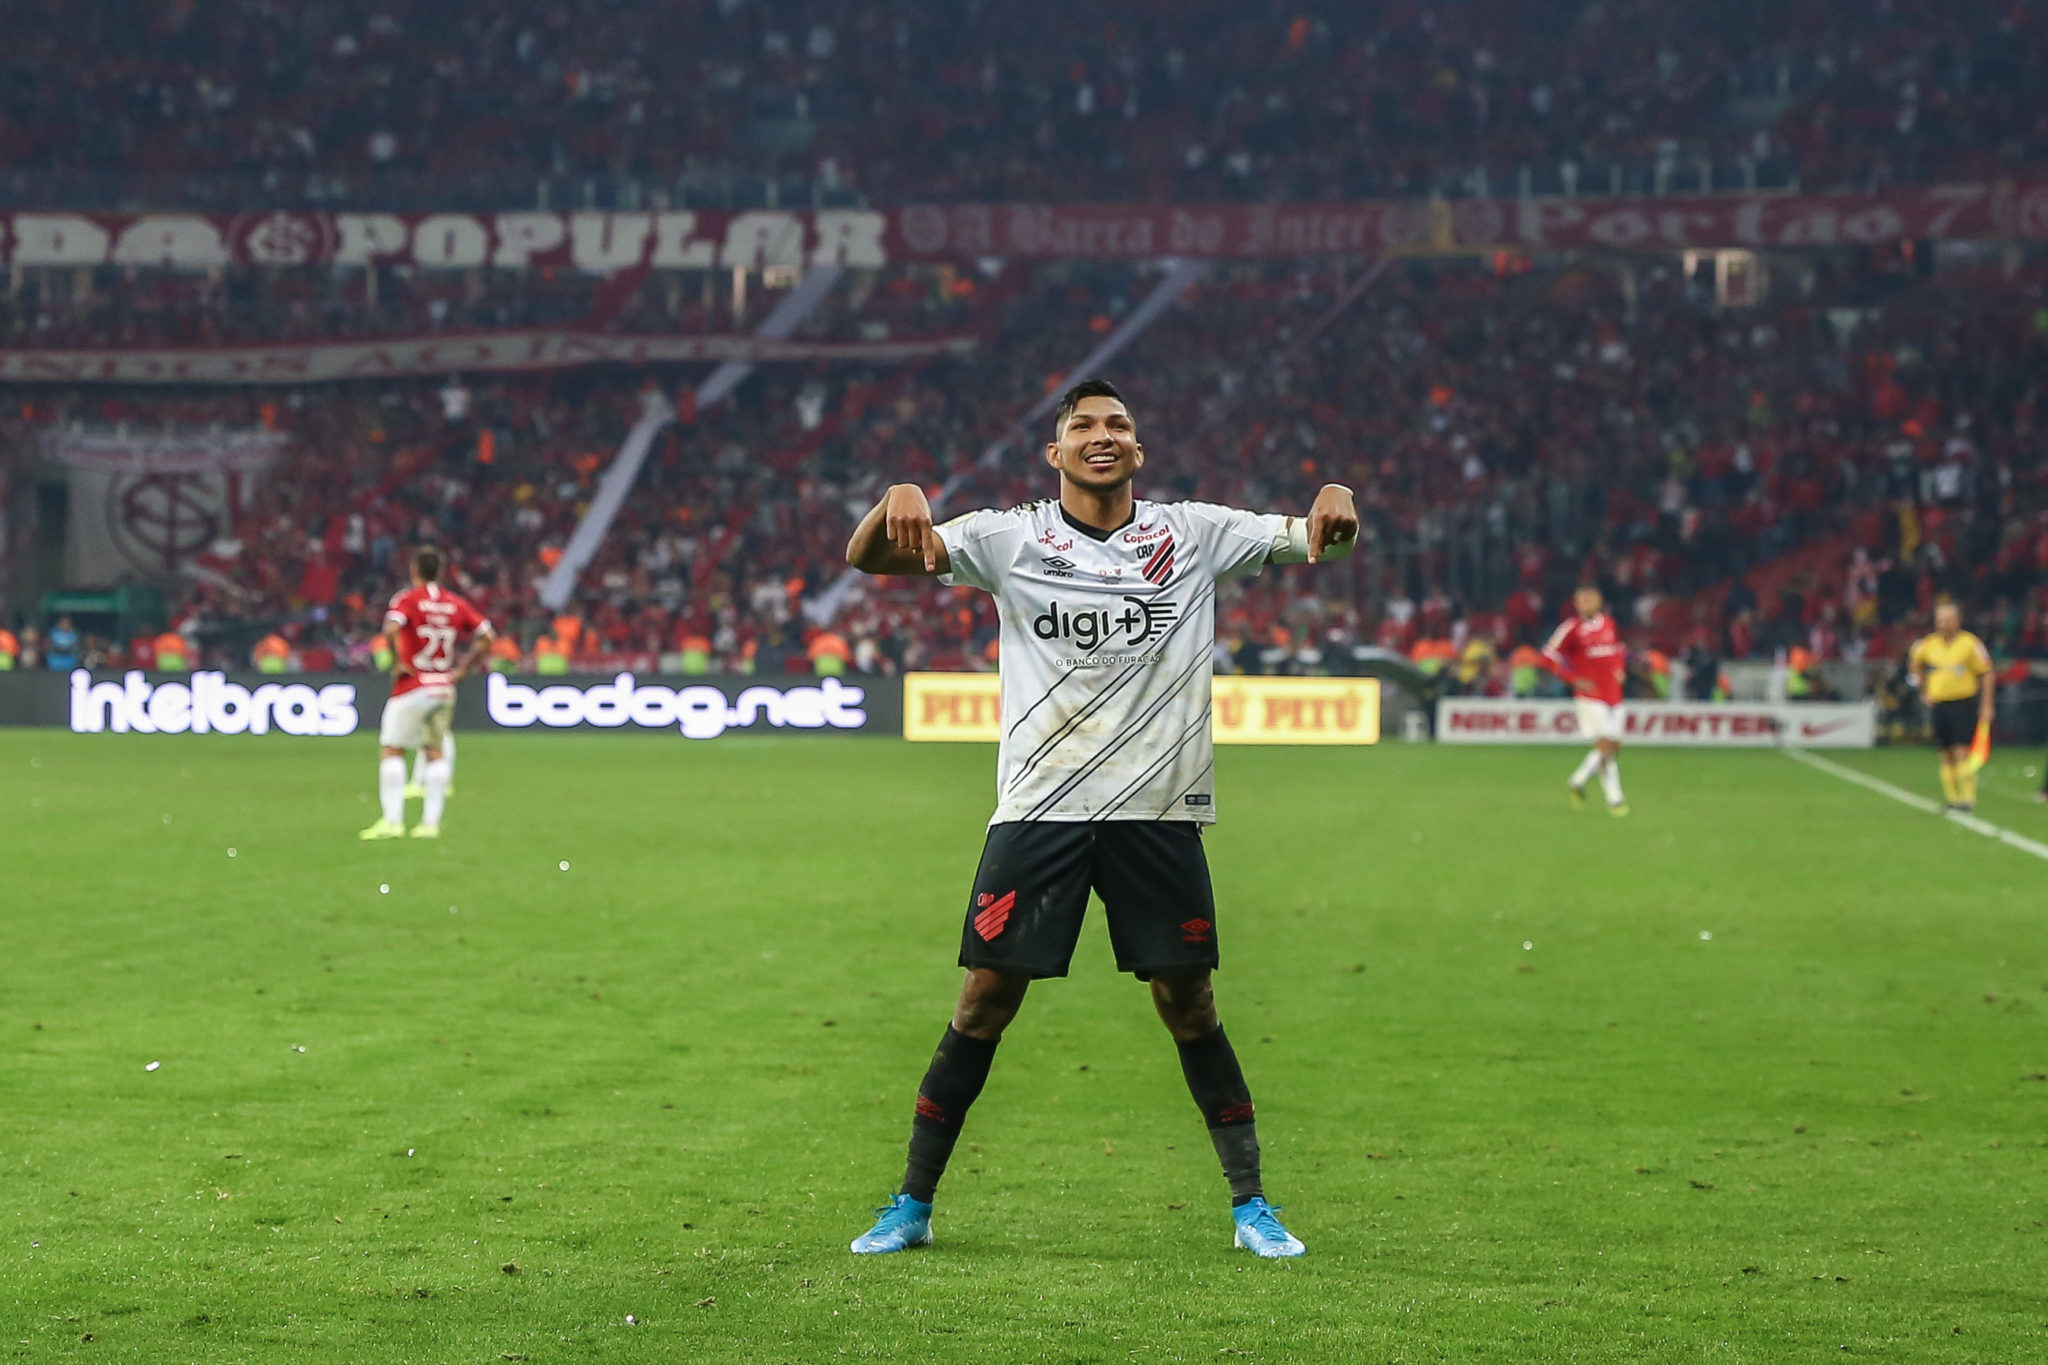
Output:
[5, 730, 2047, 1362]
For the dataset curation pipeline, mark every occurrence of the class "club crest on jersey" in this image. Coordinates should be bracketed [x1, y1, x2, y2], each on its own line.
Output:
[1138, 533, 1177, 585]
[1031, 596, 1180, 650]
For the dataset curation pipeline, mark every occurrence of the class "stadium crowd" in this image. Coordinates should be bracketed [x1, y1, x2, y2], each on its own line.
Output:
[9, 246, 2048, 698]
[1, 0, 2040, 211]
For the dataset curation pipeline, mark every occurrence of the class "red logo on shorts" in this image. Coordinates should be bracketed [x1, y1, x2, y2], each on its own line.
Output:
[1179, 917, 1212, 943]
[974, 891, 1016, 940]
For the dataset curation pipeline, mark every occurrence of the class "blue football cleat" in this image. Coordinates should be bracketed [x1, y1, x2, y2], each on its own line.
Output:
[1232, 1198, 1306, 1258]
[849, 1193, 933, 1254]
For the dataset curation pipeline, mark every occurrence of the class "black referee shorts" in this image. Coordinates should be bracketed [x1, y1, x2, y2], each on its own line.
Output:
[1930, 697, 1979, 749]
[959, 821, 1218, 982]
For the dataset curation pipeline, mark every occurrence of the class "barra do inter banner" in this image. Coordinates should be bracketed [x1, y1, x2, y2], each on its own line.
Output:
[0, 330, 975, 385]
[1, 183, 2043, 275]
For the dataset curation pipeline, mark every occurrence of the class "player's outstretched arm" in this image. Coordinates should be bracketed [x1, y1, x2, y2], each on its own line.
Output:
[1268, 483, 1360, 565]
[845, 483, 952, 576]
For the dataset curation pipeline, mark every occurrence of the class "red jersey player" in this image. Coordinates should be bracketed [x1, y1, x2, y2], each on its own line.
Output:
[1542, 585, 1630, 814]
[359, 547, 495, 840]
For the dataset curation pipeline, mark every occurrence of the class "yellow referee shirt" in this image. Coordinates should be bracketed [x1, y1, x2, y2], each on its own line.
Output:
[1909, 630, 1991, 703]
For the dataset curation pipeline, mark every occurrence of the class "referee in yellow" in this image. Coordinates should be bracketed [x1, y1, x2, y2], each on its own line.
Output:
[1907, 601, 1994, 812]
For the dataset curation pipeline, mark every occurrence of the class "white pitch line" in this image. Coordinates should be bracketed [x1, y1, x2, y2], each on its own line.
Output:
[1783, 747, 2048, 864]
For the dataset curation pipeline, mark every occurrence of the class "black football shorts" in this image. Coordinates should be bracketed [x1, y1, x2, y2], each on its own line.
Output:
[1929, 697, 1979, 749]
[958, 820, 1218, 981]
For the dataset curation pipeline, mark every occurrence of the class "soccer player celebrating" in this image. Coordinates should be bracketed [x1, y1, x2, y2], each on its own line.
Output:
[360, 547, 494, 840]
[840, 379, 1357, 1259]
[1543, 585, 1629, 814]
[1908, 600, 1993, 812]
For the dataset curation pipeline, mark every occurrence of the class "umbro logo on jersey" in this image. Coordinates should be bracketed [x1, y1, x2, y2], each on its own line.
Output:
[1039, 555, 1076, 578]
[974, 890, 1016, 940]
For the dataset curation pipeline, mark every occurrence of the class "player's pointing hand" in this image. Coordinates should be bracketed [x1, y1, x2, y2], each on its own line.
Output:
[1306, 483, 1359, 564]
[885, 482, 940, 571]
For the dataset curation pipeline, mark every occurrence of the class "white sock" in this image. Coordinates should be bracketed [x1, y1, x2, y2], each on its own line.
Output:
[1570, 749, 1603, 789]
[1599, 757, 1624, 807]
[378, 756, 407, 825]
[413, 735, 454, 787]
[421, 757, 452, 827]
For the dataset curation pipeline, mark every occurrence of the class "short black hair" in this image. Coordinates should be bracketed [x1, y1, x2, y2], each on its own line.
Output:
[1053, 379, 1130, 439]
[413, 546, 443, 582]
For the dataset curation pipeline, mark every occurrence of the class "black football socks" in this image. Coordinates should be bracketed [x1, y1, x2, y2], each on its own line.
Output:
[1177, 1024, 1264, 1206]
[900, 1025, 1000, 1203]
[900, 1023, 1260, 1207]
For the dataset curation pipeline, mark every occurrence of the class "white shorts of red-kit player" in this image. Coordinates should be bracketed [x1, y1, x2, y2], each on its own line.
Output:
[379, 687, 455, 750]
[1574, 697, 1625, 742]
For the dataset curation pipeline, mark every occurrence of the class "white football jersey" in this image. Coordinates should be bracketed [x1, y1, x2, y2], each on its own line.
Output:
[936, 498, 1288, 824]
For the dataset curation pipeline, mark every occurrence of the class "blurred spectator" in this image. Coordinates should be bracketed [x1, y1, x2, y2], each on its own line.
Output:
[46, 615, 79, 670]
[0, 2, 2040, 212]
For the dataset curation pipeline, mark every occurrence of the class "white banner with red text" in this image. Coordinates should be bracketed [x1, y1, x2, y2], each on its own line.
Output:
[43, 429, 279, 583]
[40, 427, 287, 473]
[1, 183, 2043, 275]
[1435, 698, 1876, 747]
[0, 330, 975, 385]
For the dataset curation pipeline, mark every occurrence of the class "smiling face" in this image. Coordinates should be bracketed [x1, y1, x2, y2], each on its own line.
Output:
[1046, 394, 1144, 494]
